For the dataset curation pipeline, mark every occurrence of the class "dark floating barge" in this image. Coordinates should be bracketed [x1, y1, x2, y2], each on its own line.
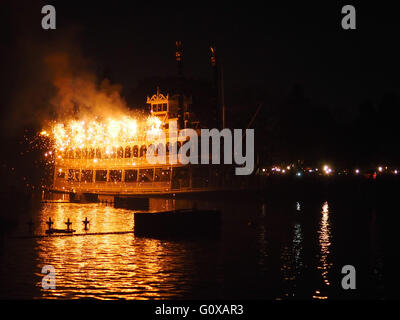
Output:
[134, 209, 221, 239]
[45, 228, 75, 235]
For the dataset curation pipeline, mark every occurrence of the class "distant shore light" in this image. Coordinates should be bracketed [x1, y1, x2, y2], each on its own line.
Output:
[323, 164, 332, 175]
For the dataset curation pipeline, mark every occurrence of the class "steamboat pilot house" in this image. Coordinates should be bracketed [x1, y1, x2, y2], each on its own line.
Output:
[51, 89, 226, 196]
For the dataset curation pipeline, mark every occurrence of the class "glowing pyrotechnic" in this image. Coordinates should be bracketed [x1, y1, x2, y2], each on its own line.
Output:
[41, 115, 163, 157]
[146, 116, 163, 139]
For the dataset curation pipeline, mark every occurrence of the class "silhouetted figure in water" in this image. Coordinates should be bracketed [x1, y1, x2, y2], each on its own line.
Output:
[82, 217, 90, 231]
[65, 218, 72, 232]
[46, 217, 53, 231]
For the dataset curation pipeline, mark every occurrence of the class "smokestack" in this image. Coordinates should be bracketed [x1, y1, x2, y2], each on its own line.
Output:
[175, 40, 185, 129]
[210, 45, 225, 129]
[175, 40, 183, 77]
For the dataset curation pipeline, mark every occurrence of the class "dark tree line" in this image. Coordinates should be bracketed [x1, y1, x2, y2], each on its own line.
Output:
[127, 78, 400, 169]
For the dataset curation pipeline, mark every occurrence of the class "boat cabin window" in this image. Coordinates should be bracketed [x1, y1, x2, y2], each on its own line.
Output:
[139, 168, 154, 183]
[157, 143, 165, 156]
[148, 144, 157, 156]
[68, 169, 80, 182]
[89, 148, 95, 159]
[56, 169, 65, 179]
[111, 147, 117, 159]
[125, 146, 131, 158]
[95, 148, 102, 159]
[154, 168, 170, 182]
[117, 146, 124, 158]
[75, 149, 81, 159]
[133, 145, 139, 158]
[81, 148, 88, 159]
[95, 170, 107, 182]
[81, 170, 93, 183]
[124, 169, 137, 182]
[140, 145, 147, 157]
[162, 103, 167, 111]
[109, 170, 122, 182]
[172, 166, 189, 188]
[104, 148, 110, 159]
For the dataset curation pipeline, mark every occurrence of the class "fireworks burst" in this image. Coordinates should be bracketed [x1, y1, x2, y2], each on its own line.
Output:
[39, 114, 164, 159]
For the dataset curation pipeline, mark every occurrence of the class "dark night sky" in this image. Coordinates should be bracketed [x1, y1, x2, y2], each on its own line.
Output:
[1, 0, 400, 188]
[1, 1, 400, 127]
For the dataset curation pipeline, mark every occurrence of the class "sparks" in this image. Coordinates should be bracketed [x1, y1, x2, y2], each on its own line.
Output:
[41, 115, 163, 158]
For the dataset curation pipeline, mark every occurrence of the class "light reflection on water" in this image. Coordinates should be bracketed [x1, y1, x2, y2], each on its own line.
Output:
[0, 199, 385, 299]
[313, 201, 332, 300]
[37, 235, 201, 299]
[279, 221, 304, 299]
[3, 203, 222, 299]
[292, 223, 303, 274]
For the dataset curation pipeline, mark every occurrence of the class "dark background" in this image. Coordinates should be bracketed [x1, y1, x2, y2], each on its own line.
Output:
[1, 1, 400, 190]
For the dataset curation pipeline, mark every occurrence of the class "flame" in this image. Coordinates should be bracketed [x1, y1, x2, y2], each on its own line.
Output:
[146, 116, 163, 139]
[42, 115, 163, 155]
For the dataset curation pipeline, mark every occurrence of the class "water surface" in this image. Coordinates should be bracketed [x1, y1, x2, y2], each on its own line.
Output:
[0, 197, 388, 299]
